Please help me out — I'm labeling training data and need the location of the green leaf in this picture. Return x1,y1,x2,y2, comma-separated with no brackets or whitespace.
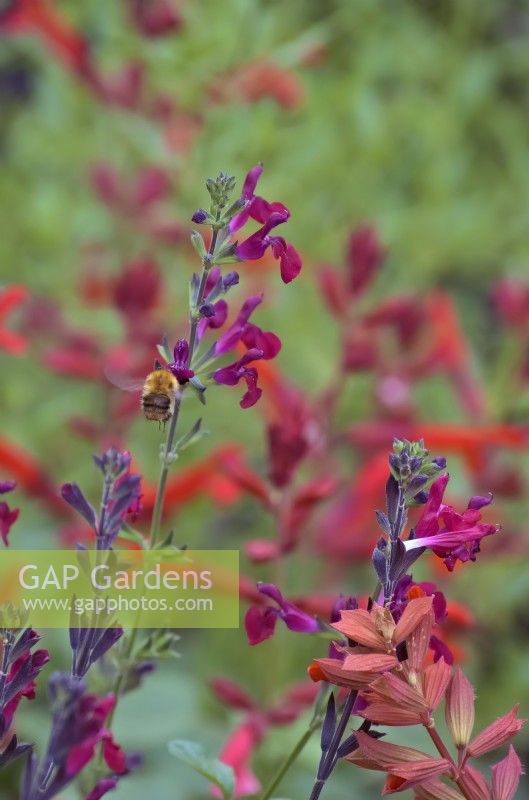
117,524,147,548
168,740,235,799
190,376,207,405
190,230,207,258
175,418,209,453
157,334,173,364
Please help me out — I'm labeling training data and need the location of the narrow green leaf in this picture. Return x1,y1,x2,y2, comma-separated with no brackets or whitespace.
157,334,173,364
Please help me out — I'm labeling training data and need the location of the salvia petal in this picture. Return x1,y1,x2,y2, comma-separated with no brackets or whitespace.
423,658,452,712
467,705,525,758
414,780,466,800
445,667,475,747
394,596,433,643
491,745,524,800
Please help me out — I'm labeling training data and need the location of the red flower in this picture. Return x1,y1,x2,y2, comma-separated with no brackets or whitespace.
210,59,304,110
0,0,90,71
0,284,28,354
128,0,182,37
112,257,162,320
213,720,263,798
346,225,385,296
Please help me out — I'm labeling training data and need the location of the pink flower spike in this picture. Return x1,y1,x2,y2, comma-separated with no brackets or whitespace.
467,705,525,758
491,746,524,800
445,667,475,747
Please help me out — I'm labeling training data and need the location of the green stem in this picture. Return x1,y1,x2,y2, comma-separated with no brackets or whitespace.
149,392,183,547
150,229,217,547
260,719,320,800
106,228,219,727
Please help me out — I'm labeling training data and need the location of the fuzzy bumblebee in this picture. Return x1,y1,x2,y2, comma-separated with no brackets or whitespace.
141,368,178,423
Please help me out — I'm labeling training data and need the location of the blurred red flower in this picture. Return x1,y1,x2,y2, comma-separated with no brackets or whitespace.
0,284,28,354
210,59,305,110
0,0,90,71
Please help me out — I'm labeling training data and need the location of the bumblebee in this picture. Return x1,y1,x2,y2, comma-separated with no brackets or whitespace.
141,367,178,423
105,359,180,425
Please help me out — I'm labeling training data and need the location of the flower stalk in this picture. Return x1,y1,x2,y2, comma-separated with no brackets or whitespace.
150,228,218,547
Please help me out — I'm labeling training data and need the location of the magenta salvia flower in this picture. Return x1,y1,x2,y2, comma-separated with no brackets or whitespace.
0,499,19,546
405,474,498,570
229,164,302,283
21,674,128,800
228,163,266,233
0,478,18,546
85,778,119,800
244,582,320,645
236,211,302,284
215,295,281,358
0,628,49,756
213,348,264,408
167,338,194,383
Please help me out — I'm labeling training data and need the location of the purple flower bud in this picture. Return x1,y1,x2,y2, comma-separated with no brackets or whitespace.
93,448,131,479
191,208,208,224
61,483,97,528
199,303,216,318
414,491,428,504
0,480,16,494
432,456,447,469
222,271,239,291
389,453,400,472
467,493,493,510
409,456,423,472
409,474,428,491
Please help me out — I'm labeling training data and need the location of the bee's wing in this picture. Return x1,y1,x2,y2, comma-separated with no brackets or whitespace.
104,364,144,393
